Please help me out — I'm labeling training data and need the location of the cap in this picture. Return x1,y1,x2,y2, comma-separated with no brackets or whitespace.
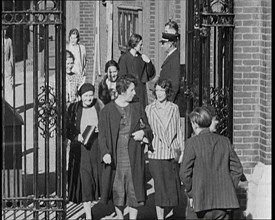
159,32,178,43
78,83,95,96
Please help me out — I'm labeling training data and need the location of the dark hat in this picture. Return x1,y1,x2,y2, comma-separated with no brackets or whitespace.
78,83,95,96
159,32,178,43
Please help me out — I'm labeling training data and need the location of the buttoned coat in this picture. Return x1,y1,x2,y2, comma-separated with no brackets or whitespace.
179,129,243,212
98,101,153,204
159,49,180,103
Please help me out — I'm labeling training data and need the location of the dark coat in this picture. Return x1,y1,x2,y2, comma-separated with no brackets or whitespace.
118,51,155,108
98,101,153,204
66,99,103,204
179,129,243,212
159,49,181,103
66,99,103,141
98,75,112,105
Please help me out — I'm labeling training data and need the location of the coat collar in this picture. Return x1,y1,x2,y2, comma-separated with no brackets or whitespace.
150,100,175,130
161,48,178,68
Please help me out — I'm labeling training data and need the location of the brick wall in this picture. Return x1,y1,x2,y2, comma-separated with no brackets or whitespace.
79,1,96,83
233,0,272,175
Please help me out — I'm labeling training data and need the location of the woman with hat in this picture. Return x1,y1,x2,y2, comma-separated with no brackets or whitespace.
66,83,104,220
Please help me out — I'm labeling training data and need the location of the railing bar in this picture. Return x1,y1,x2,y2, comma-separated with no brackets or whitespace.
213,26,216,87
44,23,50,220
61,2,67,218
55,24,61,199
11,25,17,219
12,3,16,219
2,26,7,220
33,23,39,220
22,21,28,220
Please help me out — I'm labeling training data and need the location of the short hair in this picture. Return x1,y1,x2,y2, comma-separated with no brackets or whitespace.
152,78,172,99
66,50,75,61
105,60,119,73
116,74,137,95
128,33,142,49
189,107,212,128
68,28,80,43
165,19,179,33
202,104,217,118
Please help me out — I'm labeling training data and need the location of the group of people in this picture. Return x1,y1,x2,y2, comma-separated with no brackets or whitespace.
65,21,243,220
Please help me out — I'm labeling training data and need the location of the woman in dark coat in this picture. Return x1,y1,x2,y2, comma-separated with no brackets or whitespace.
118,33,155,109
98,75,153,219
67,83,103,220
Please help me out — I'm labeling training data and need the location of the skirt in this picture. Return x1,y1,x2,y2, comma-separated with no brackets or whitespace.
148,159,181,207
67,133,101,204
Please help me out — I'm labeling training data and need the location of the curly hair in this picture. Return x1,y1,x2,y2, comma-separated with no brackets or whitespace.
152,78,173,99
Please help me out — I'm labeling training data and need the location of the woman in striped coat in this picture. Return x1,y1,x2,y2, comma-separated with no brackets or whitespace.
145,78,185,220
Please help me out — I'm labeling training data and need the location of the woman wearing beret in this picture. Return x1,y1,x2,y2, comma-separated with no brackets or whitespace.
66,83,104,220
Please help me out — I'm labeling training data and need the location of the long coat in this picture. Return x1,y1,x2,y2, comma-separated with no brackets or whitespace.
159,49,181,103
118,51,155,108
66,99,103,204
98,101,153,204
179,129,243,212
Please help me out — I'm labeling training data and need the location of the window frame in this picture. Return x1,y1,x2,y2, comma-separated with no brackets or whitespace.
117,5,142,53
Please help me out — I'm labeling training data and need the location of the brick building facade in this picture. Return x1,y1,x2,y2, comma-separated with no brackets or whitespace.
66,0,271,218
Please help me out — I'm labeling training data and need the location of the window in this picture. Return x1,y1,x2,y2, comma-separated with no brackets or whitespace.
118,6,142,52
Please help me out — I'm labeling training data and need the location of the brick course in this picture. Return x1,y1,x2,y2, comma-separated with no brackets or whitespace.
233,0,271,171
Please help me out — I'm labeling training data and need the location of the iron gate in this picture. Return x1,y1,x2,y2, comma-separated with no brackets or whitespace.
2,0,67,219
185,0,234,141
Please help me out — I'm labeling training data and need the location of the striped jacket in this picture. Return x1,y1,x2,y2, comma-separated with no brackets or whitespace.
145,100,184,160
179,129,243,212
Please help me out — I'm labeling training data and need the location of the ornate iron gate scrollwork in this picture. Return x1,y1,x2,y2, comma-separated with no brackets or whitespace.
2,1,66,219
185,0,234,141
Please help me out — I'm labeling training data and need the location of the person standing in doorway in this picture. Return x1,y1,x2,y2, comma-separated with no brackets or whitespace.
118,33,155,109
180,107,243,220
159,32,181,104
98,74,153,220
67,28,87,76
